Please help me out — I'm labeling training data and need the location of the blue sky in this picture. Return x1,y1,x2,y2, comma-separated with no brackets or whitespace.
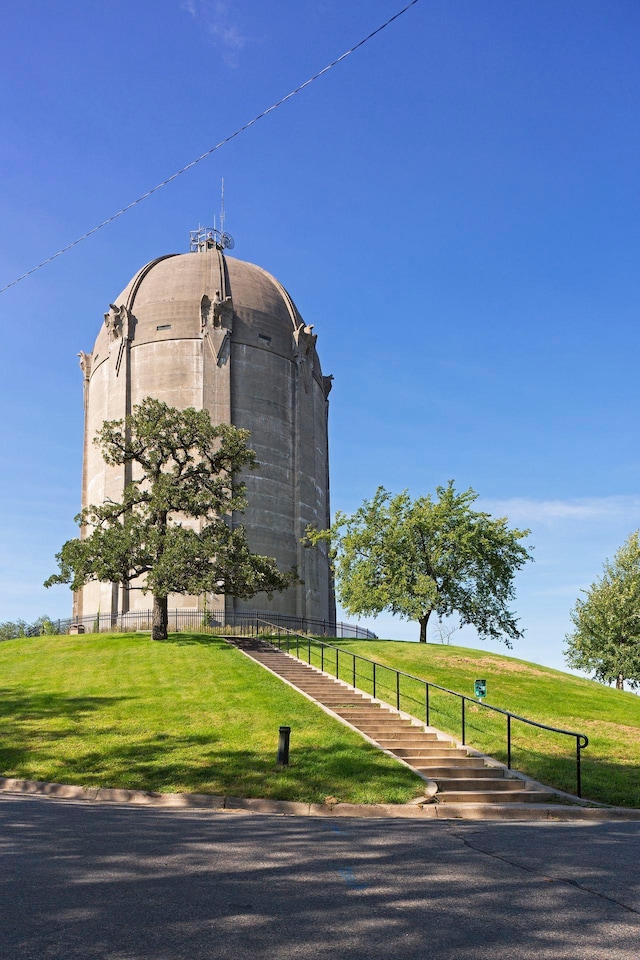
1,1,639,674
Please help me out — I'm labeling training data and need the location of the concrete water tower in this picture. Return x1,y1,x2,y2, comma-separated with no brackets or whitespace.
75,225,334,624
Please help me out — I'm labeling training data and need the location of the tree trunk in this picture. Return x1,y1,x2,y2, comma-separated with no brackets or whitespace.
152,595,168,641
418,612,431,643
616,673,624,690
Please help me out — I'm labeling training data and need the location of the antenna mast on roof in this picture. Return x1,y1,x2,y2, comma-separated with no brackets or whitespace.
214,177,234,251
189,178,234,253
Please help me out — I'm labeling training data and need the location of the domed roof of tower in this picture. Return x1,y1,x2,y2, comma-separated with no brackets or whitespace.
92,247,323,383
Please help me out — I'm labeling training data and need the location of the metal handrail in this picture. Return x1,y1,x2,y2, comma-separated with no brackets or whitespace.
255,619,589,798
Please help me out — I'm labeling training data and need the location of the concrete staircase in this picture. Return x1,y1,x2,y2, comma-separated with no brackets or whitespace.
230,638,558,807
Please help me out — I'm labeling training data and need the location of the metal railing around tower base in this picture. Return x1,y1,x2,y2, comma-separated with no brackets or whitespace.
20,609,377,641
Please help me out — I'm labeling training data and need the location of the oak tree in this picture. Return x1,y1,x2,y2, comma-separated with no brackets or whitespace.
45,398,296,640
308,483,532,644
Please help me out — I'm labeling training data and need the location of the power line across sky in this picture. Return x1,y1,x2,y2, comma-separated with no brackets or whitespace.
0,0,420,295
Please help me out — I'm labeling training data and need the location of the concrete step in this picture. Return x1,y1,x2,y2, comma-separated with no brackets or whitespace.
391,751,486,765
275,672,343,680
348,718,416,729
352,726,420,735
401,757,488,769
314,703,376,711
351,729,424,739
336,709,428,722
437,789,553,804
306,696,369,704
434,778,525,792
413,767,508,780
393,752,478,764
410,766,503,779
334,704,392,712
350,721,431,730
374,745,466,757
287,687,365,698
375,739,459,751
275,679,360,688
337,716,408,724
343,721,439,736
282,676,349,682
275,667,330,674
271,668,329,675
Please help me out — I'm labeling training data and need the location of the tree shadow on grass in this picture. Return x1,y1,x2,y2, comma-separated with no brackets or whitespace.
0,688,130,725
23,734,421,802
0,683,419,802
0,688,135,772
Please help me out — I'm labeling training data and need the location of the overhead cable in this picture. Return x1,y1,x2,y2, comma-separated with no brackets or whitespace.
1,0,421,295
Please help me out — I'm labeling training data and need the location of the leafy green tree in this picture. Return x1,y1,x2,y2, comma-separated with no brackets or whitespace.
46,398,296,641
565,531,640,690
307,483,532,644
0,620,26,641
0,616,58,640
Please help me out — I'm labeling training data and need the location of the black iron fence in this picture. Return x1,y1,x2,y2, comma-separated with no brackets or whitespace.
261,622,589,798
13,609,377,641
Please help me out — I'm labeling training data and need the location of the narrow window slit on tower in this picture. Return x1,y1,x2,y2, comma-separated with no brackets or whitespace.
259,334,271,343
156,324,171,331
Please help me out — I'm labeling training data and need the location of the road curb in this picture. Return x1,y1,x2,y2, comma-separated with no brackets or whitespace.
2,776,640,820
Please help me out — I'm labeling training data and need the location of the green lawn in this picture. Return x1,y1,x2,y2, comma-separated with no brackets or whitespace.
0,632,423,804
295,638,640,807
4,631,638,807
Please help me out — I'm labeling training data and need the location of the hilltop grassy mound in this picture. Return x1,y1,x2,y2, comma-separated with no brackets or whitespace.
0,633,422,804
1,632,638,807
332,639,640,807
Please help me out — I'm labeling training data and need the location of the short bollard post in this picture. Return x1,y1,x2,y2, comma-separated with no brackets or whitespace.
277,726,291,766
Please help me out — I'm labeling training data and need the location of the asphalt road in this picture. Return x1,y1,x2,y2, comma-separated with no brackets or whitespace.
1,795,639,959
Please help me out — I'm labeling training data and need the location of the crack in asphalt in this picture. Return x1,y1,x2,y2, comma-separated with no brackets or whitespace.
451,831,640,917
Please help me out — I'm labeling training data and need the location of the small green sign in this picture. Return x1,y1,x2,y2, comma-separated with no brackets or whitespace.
474,679,487,699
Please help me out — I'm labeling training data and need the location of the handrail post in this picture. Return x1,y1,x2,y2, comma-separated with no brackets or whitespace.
507,714,512,769
577,736,582,798
336,646,339,678
396,671,400,711
308,634,311,664
461,696,466,745
425,683,430,727
321,645,324,671
373,661,376,699
352,654,356,688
